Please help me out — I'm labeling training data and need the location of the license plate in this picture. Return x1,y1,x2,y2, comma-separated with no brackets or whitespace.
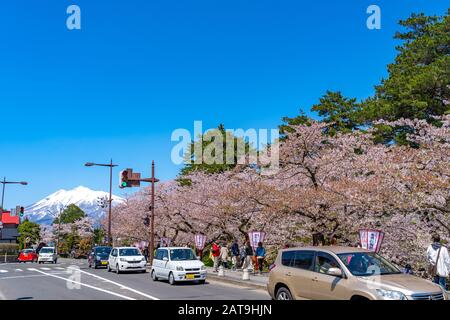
186,274,195,280
101,261,107,265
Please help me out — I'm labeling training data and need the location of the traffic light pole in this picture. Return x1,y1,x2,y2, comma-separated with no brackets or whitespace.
0,177,28,211
1,177,5,210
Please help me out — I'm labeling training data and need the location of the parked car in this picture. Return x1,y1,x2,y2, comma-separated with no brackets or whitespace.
268,246,447,300
38,247,58,264
151,247,207,285
107,247,147,274
88,246,112,269
18,249,38,263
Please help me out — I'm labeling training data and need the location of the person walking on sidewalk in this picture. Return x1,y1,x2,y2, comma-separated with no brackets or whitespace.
255,242,266,275
219,242,229,269
231,240,240,271
242,240,254,271
211,240,221,272
426,234,450,289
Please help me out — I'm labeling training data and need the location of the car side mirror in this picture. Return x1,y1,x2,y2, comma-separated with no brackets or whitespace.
163,257,168,261
327,268,342,277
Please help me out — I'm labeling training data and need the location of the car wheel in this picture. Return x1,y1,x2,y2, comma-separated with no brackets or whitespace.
151,270,158,281
276,287,293,300
198,280,206,285
168,272,176,285
107,264,111,272
116,264,121,274
94,264,98,269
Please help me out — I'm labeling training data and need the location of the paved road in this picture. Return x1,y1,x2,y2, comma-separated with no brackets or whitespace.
0,259,270,300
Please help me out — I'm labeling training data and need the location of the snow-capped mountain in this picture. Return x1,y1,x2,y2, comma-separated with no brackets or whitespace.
25,186,125,225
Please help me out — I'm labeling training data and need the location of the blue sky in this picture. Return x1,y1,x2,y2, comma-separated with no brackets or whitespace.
0,0,448,208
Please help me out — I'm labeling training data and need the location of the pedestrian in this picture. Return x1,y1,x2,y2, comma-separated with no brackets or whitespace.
426,234,450,289
231,240,240,271
242,240,254,271
143,246,149,262
255,242,266,275
211,240,221,272
402,264,413,275
219,242,229,269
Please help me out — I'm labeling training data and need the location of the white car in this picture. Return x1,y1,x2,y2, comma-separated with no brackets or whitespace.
108,247,147,274
151,247,207,285
38,247,58,264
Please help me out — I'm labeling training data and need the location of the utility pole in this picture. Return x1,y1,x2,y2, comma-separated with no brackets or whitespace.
150,161,156,266
85,160,118,247
0,177,28,211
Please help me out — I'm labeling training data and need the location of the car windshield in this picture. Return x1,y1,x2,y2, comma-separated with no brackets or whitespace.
22,249,34,253
338,252,401,276
40,248,54,254
170,249,197,261
119,248,141,256
95,247,111,256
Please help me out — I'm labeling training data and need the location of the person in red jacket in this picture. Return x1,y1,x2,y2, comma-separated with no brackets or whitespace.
211,241,220,272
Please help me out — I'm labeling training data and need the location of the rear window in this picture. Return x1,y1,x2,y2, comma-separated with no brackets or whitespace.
281,250,314,271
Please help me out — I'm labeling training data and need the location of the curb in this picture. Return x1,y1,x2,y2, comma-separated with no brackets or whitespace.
206,273,268,290
146,266,267,290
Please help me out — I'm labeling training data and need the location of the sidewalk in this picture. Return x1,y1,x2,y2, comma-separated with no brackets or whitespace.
205,266,269,290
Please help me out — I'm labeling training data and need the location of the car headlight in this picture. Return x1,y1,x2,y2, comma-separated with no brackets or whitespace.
119,258,127,262
96,256,101,261
141,257,146,262
176,266,184,271
201,265,206,270
376,289,407,300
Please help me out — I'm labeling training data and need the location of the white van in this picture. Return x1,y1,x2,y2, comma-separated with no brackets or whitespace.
38,247,57,264
108,247,147,274
151,247,207,285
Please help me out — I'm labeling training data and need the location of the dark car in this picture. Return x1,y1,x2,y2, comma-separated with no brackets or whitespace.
88,246,112,269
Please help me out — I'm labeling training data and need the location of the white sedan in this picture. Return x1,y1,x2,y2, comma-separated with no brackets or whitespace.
108,247,147,274
151,247,207,285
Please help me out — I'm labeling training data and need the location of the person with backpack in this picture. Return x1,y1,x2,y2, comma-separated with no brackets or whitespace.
211,240,221,272
231,240,240,271
426,234,450,289
255,242,266,275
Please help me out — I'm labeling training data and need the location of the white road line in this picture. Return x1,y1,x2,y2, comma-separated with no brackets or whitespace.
28,268,136,300
15,269,23,272
53,267,65,270
40,267,51,271
67,267,160,300
0,270,8,273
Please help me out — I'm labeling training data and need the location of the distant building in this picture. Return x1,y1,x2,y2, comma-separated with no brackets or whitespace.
0,211,20,243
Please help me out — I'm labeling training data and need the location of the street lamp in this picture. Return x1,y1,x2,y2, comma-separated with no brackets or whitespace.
1,177,28,211
84,160,118,247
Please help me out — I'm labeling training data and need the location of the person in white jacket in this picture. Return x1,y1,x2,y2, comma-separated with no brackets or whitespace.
426,234,450,289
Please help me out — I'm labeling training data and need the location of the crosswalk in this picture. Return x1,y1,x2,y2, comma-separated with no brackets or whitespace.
0,263,85,274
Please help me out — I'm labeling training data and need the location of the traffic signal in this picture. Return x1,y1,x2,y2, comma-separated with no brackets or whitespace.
119,169,132,188
19,206,24,217
143,216,150,227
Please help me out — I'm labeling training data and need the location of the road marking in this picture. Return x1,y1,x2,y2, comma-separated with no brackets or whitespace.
67,267,160,300
0,270,8,273
28,268,136,300
40,267,51,271
15,269,23,272
54,267,65,270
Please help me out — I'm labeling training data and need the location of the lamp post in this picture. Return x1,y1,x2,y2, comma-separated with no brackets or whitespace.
85,160,118,247
1,177,28,211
